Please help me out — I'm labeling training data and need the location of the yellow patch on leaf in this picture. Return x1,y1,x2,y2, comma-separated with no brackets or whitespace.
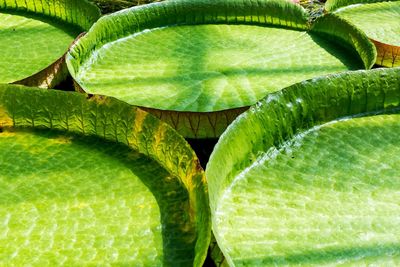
0,106,13,128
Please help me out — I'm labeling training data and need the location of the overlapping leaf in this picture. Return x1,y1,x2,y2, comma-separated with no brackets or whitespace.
67,0,375,138
0,0,100,86
326,0,400,67
0,84,210,266
207,67,400,266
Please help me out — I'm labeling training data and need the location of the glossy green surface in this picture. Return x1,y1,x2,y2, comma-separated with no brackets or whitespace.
325,0,399,11
0,11,78,83
68,0,375,138
0,84,211,266
0,128,195,265
335,1,400,46
215,114,400,266
75,24,362,112
206,67,400,266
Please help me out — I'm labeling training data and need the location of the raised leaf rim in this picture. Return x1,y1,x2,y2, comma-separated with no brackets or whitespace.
0,83,211,266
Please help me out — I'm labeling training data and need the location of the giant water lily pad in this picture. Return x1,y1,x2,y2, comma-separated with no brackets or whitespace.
0,85,210,266
206,68,400,266
67,0,376,138
0,0,100,86
326,0,400,67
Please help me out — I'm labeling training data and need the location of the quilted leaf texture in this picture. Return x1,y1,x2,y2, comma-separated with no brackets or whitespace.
326,0,400,67
67,0,376,138
207,67,400,266
0,84,210,266
0,0,100,86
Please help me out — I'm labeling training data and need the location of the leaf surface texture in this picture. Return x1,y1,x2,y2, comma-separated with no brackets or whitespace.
0,85,210,266
207,68,400,266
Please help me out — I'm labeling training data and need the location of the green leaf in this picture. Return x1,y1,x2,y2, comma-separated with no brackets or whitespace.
311,13,377,69
67,0,374,138
325,0,399,11
0,84,210,266
206,67,400,266
0,0,100,85
327,0,400,67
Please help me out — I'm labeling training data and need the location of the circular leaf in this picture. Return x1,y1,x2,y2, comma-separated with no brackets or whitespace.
67,0,374,138
207,67,400,266
0,84,210,266
330,1,400,67
0,0,100,85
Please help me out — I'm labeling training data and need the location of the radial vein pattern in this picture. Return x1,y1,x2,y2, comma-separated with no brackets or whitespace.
76,24,362,112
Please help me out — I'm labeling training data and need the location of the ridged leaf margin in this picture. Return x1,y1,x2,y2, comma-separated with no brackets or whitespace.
372,39,400,68
0,0,101,31
0,84,211,267
206,67,400,234
311,13,377,69
66,0,309,76
326,0,400,68
140,107,248,139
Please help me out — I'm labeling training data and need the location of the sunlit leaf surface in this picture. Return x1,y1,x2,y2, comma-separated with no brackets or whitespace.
0,85,210,266
75,24,362,112
207,68,400,266
332,1,400,67
0,0,100,84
